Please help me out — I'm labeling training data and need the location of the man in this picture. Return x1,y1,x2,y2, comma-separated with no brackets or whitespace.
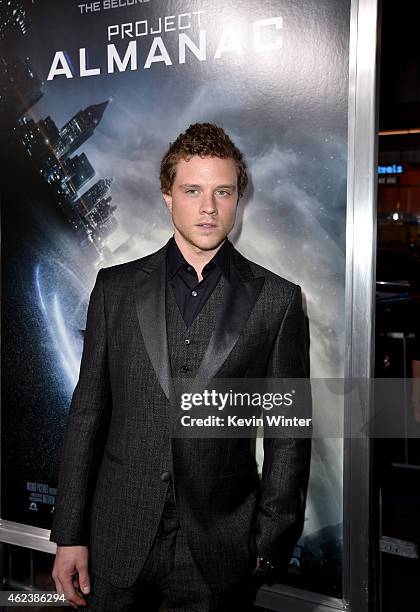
50,123,312,611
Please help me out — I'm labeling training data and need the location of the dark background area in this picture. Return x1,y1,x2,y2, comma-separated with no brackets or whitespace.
375,3,420,612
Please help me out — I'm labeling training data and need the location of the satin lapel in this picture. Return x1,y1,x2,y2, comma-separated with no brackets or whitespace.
195,274,265,384
134,250,173,403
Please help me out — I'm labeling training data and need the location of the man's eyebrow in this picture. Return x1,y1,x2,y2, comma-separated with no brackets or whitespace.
178,183,237,190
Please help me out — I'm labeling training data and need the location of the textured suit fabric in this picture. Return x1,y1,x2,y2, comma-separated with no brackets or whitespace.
49,239,312,594
84,496,259,611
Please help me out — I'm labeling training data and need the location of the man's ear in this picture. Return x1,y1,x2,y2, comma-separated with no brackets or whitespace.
163,192,173,212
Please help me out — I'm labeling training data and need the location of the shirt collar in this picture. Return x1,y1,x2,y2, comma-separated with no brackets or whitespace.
166,235,230,280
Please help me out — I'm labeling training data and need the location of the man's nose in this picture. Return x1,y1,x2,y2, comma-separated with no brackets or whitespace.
199,193,217,215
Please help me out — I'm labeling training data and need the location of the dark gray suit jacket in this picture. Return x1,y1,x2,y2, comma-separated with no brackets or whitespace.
49,239,312,594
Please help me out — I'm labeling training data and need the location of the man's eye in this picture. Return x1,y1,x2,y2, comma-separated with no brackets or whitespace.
216,190,230,197
185,189,199,195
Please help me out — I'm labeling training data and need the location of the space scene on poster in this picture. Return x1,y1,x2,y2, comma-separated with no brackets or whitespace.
0,0,350,597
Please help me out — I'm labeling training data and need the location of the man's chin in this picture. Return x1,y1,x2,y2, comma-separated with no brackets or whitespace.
188,234,227,252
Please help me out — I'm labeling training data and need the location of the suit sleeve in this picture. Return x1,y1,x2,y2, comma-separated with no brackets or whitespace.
255,284,312,569
49,269,112,546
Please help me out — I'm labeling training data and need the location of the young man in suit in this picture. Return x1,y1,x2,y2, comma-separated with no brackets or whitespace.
50,123,312,611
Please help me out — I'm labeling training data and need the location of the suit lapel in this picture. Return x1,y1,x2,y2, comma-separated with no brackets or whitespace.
134,243,174,403
195,262,265,383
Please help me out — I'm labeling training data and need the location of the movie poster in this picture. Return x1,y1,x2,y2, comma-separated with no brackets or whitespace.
1,0,349,598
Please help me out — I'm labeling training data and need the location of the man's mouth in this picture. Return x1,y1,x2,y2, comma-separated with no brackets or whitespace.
196,223,217,228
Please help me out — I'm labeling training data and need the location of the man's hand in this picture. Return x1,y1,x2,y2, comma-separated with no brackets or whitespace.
52,545,90,609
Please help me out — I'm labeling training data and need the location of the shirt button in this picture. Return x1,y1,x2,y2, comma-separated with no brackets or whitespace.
191,290,198,297
160,471,172,482
184,339,191,345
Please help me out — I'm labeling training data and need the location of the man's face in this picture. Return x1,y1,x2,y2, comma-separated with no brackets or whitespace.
163,155,239,252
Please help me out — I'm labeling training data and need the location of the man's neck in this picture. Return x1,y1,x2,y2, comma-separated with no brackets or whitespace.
173,233,225,281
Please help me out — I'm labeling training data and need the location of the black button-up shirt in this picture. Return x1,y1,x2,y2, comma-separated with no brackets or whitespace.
166,236,230,328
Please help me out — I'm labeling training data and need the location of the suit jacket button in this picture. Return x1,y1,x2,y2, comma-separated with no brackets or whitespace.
160,471,172,482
